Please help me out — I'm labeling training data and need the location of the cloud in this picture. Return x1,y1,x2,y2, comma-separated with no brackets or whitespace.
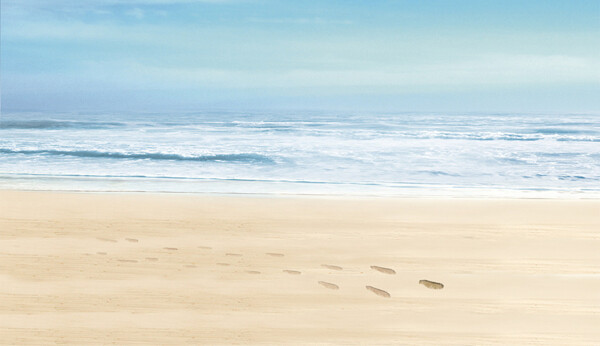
2,0,235,7
126,8,145,19
9,55,591,92
246,17,353,25
125,55,599,88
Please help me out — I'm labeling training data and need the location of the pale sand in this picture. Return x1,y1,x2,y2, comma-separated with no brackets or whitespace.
1,190,599,345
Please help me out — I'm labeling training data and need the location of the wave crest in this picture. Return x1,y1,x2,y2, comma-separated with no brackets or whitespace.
0,120,125,129
0,149,275,164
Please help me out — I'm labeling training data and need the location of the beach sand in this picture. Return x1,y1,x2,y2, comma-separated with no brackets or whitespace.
1,190,599,345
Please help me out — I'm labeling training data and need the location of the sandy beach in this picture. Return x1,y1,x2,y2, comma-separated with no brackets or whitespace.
1,190,599,345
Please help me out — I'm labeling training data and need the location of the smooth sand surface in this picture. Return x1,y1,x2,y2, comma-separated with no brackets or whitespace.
1,190,599,345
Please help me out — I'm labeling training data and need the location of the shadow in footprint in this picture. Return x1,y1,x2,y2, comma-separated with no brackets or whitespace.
419,279,444,289
246,270,261,274
321,264,343,271
318,281,339,290
226,253,242,257
283,270,301,275
125,238,139,243
366,285,391,298
163,247,178,251
370,265,396,275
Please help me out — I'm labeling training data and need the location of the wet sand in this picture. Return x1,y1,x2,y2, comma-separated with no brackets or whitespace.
1,190,599,345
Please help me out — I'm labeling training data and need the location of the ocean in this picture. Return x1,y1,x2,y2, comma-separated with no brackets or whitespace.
1,111,599,197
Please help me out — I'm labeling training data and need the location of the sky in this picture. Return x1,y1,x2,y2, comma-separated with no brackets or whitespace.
1,0,599,112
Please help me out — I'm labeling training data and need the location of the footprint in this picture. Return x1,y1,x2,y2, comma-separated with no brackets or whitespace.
370,265,396,275
419,280,444,289
184,264,197,268
125,238,139,243
321,264,343,271
283,270,301,275
226,253,242,257
145,257,158,261
318,281,339,290
216,263,230,266
266,253,284,257
117,259,138,263
366,286,391,298
96,237,117,243
96,252,107,255
163,247,178,251
246,270,261,274
198,246,212,250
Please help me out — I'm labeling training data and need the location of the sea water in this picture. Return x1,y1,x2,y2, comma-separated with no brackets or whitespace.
1,111,598,197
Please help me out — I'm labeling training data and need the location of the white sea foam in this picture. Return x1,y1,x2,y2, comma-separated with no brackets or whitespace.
1,112,599,196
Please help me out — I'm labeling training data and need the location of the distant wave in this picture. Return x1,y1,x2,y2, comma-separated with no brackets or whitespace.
0,149,275,164
410,131,599,142
0,120,125,129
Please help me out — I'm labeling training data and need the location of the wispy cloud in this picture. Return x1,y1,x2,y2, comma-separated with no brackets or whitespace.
126,8,145,19
3,0,236,7
10,55,591,91
246,17,353,25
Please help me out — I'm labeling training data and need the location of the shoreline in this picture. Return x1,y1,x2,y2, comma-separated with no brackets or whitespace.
3,188,600,200
1,190,599,344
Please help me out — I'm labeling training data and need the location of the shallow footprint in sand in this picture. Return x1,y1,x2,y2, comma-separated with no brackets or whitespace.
145,257,158,261
366,285,391,298
321,264,343,271
283,270,301,275
216,263,230,266
96,237,117,243
184,264,197,268
419,279,444,289
226,253,242,257
96,252,107,255
266,253,284,257
163,247,178,251
117,259,138,263
125,238,139,243
318,281,339,290
246,270,261,274
370,265,396,275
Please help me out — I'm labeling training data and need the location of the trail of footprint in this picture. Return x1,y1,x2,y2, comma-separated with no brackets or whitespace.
125,238,139,243
266,253,284,257
370,265,396,275
419,279,444,289
163,247,178,251
226,253,242,257
321,264,343,271
246,270,261,274
366,286,391,298
283,270,301,275
96,237,117,243
117,259,138,263
318,281,339,290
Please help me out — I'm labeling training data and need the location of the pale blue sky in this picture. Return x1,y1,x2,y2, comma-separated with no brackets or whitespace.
1,0,599,112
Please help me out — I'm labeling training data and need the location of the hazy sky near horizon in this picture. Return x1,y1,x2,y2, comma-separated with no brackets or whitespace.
1,0,599,112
